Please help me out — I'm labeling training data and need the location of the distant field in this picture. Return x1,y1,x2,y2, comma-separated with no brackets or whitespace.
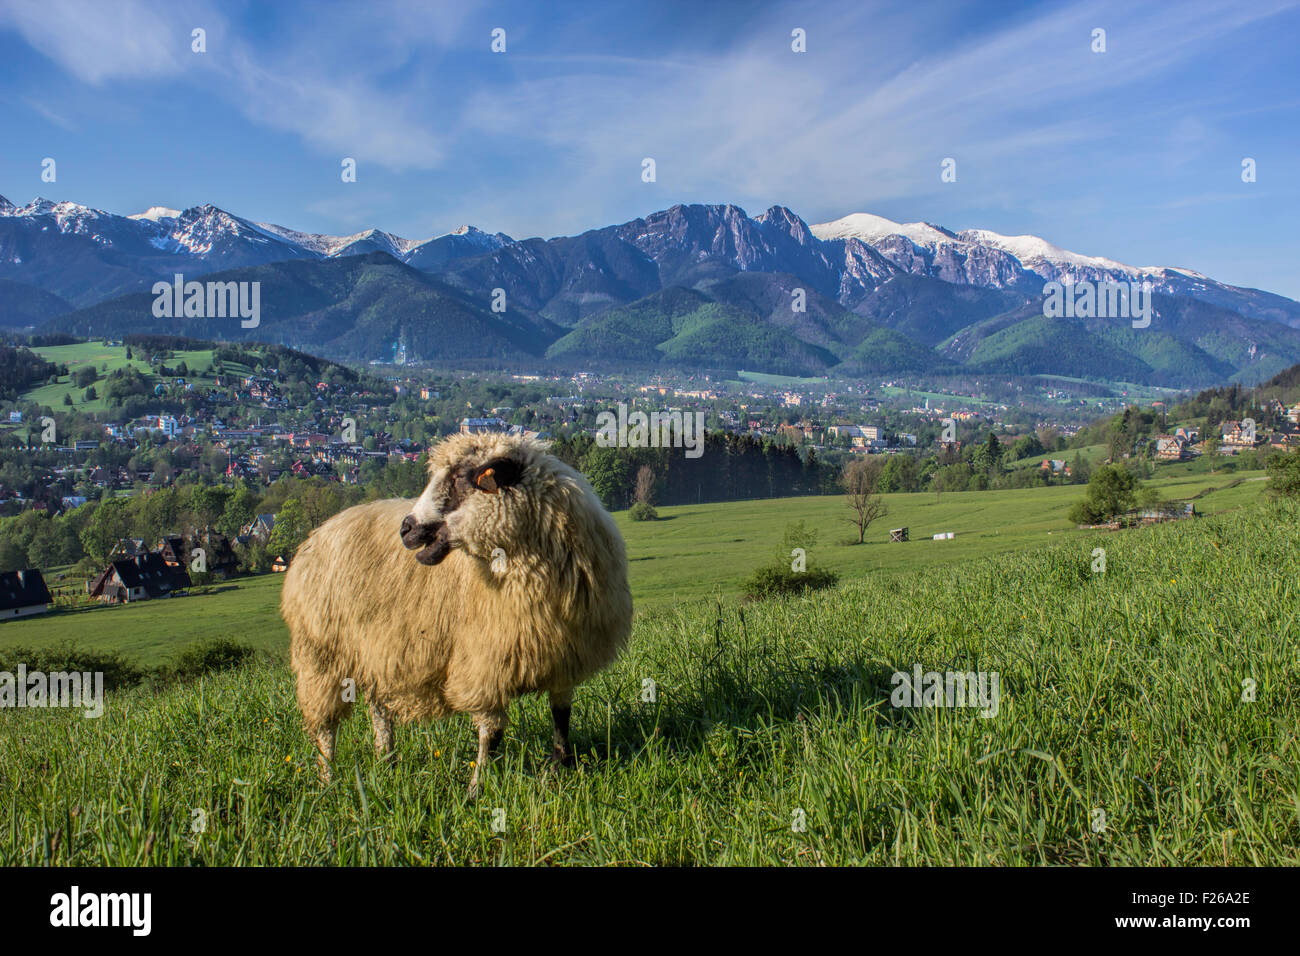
879,385,996,406
20,343,217,418
731,371,829,386
0,472,1267,664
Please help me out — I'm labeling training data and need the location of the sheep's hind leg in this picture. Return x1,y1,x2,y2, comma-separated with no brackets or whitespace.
549,689,575,768
467,712,507,800
370,697,397,762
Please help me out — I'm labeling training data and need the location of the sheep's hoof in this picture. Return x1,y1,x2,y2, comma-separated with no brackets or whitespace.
550,748,575,769
466,782,482,802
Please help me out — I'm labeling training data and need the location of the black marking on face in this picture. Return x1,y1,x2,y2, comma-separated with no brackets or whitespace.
400,455,525,563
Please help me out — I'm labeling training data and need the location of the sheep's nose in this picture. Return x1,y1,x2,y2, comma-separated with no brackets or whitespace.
401,515,444,550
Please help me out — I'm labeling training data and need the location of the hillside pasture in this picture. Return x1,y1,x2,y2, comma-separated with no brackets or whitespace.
0,501,1295,865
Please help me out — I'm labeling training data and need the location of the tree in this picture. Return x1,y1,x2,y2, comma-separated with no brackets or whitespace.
1011,434,1044,462
968,431,1004,476
1266,450,1300,499
1067,464,1140,525
81,497,132,563
841,457,887,544
581,447,631,510
1203,435,1221,471
633,465,656,506
266,499,311,560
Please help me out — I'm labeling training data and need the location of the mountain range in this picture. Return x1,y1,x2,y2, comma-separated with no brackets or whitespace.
3,193,1299,387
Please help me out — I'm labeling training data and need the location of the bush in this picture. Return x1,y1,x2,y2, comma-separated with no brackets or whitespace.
171,638,255,680
1266,450,1300,499
0,643,144,689
629,501,659,521
741,565,839,601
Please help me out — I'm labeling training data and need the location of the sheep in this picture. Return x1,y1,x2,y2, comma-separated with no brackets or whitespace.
282,432,633,797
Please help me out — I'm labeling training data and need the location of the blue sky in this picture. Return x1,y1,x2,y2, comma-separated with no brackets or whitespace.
2,0,1298,297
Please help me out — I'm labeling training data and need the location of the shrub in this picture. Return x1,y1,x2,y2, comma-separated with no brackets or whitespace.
629,501,659,521
0,643,144,689
1266,450,1300,499
171,638,255,680
741,565,839,601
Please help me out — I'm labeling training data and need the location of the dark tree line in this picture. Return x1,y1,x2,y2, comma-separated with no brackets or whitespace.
550,431,837,510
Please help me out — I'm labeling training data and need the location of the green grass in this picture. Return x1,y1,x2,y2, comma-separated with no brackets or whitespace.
20,343,217,417
731,370,829,385
879,385,998,406
0,474,1266,664
614,471,1263,608
1,500,1295,865
1,575,288,662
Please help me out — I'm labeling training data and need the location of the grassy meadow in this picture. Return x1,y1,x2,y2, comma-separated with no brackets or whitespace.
17,342,220,419
0,471,1268,663
0,483,1295,865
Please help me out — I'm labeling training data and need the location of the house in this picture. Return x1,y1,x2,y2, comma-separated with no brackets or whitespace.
186,529,240,577
88,553,191,604
1040,459,1072,475
158,535,188,567
242,513,276,541
1154,435,1192,461
1137,501,1196,523
0,569,53,620
828,424,881,446
459,417,509,435
157,414,181,439
1221,420,1261,450
109,538,148,559
271,554,290,573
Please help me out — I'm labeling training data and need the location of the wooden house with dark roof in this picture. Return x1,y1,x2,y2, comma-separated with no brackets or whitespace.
89,553,191,604
0,569,53,620
158,536,187,567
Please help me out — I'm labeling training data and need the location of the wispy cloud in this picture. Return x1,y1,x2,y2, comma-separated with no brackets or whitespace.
1,0,1297,295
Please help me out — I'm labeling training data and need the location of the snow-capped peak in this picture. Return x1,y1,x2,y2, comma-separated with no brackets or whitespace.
129,206,181,222
15,197,100,219
811,213,953,248
0,195,14,216
253,223,428,257
437,224,512,248
957,228,1135,273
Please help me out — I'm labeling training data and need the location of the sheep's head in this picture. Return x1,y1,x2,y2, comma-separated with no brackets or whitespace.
400,433,540,567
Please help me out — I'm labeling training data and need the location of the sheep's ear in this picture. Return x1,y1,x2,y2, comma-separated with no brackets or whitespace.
473,458,522,494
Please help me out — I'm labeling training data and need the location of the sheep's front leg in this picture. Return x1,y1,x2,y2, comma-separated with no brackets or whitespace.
370,698,396,760
467,712,506,800
549,689,575,767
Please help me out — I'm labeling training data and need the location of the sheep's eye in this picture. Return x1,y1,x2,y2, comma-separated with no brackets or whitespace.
476,467,499,493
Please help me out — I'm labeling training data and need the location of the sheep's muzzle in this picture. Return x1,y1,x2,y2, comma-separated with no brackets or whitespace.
400,515,452,566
